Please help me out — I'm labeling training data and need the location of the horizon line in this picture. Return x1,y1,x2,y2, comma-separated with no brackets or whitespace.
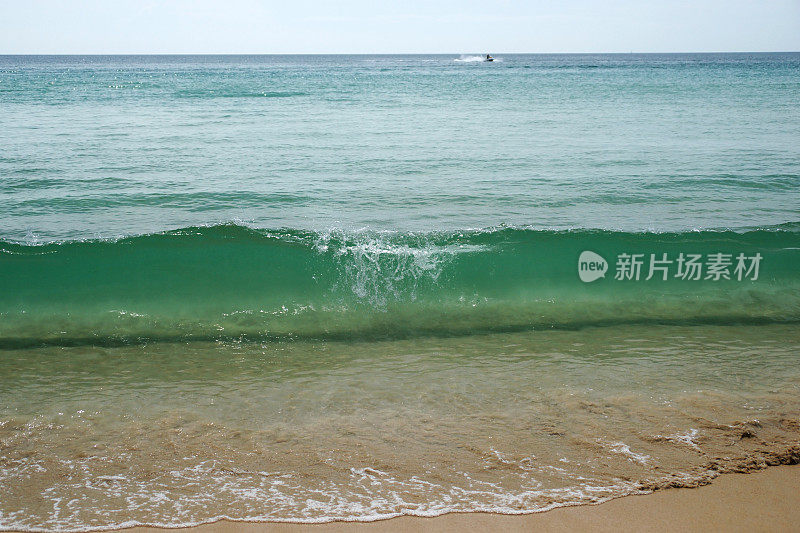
1,50,799,56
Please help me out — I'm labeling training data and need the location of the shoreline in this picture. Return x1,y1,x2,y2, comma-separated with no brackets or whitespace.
118,464,800,533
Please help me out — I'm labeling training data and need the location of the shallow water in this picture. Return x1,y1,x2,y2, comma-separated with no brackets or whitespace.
1,325,799,529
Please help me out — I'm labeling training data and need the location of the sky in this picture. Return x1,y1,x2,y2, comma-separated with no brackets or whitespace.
1,0,799,54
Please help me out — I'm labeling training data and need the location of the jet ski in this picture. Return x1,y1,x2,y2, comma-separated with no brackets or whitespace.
484,54,495,62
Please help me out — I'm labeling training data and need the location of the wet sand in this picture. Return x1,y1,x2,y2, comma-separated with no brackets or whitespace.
127,464,799,532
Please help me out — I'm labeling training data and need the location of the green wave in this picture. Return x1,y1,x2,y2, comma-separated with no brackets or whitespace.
1,224,798,348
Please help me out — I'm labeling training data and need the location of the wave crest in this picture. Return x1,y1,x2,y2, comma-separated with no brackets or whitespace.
1,224,799,347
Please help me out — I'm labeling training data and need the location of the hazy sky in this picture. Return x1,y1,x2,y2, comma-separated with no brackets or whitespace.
1,0,799,54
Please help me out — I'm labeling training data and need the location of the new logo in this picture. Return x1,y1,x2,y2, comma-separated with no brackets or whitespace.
578,251,608,282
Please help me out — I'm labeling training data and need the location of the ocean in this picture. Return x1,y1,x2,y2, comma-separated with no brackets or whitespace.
1,53,799,530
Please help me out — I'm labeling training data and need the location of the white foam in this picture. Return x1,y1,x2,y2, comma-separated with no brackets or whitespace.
597,439,651,465
656,429,701,450
454,55,502,63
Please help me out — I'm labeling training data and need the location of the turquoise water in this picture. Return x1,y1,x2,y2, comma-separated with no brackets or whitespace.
2,54,799,241
1,54,799,530
0,225,799,347
2,53,799,342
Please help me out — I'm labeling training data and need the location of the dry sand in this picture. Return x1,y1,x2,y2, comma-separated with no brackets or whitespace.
127,464,799,533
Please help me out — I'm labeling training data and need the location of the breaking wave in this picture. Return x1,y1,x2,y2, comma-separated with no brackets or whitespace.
1,223,798,347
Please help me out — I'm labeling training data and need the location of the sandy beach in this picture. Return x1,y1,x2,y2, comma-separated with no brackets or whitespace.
125,465,799,533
